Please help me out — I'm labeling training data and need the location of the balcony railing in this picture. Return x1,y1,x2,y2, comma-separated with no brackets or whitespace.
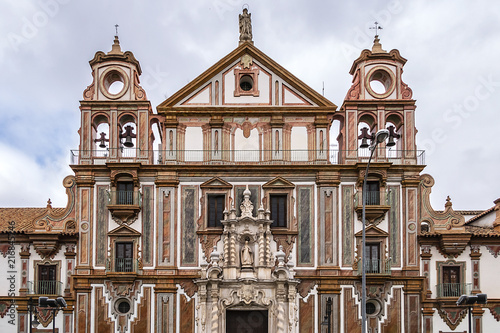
363,190,381,205
71,148,425,166
356,258,392,275
107,191,141,206
436,283,472,298
27,280,63,295
106,258,140,273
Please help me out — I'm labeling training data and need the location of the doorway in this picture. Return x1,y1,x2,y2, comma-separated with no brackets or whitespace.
226,310,268,333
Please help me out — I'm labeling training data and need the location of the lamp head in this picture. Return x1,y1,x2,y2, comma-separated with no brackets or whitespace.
31,317,40,328
56,297,67,308
374,129,389,144
38,297,48,307
476,294,487,304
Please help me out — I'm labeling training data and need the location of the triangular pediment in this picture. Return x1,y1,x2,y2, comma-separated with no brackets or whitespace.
355,225,389,237
200,177,233,189
108,224,142,237
158,42,336,111
262,177,295,189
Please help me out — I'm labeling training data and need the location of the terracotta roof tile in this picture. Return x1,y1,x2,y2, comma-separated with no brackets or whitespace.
0,207,64,232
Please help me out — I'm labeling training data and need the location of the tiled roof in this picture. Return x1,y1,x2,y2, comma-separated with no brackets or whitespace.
0,207,65,232
465,225,500,236
464,206,495,225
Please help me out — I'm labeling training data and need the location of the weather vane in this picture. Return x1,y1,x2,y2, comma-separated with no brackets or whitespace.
369,22,382,37
115,24,119,36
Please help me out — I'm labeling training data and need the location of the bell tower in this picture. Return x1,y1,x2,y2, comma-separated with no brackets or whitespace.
78,34,152,164
338,35,417,165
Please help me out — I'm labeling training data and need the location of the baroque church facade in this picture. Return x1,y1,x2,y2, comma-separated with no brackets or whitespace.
1,10,499,333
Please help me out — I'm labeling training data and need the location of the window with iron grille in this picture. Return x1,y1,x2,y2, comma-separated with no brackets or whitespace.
270,194,287,228
207,194,225,228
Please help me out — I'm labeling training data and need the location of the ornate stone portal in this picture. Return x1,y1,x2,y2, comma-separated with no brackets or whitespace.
195,186,299,333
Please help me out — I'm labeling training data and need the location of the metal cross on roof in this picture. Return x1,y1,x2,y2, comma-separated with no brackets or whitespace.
369,22,382,37
115,24,119,36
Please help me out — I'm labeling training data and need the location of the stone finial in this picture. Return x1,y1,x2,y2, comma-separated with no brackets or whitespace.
240,185,254,218
210,246,220,266
239,8,253,45
371,35,387,54
108,35,123,55
46,199,52,209
445,196,452,208
275,245,286,267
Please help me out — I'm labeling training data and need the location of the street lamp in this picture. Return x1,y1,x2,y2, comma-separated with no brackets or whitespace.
360,128,389,333
456,293,487,333
321,297,333,333
28,297,40,333
38,296,67,333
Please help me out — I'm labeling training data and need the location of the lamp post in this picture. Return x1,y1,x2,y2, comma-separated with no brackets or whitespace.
321,297,332,333
27,297,41,333
456,293,487,333
360,129,389,333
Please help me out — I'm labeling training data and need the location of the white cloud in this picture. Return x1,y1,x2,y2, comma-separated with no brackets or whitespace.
0,0,499,210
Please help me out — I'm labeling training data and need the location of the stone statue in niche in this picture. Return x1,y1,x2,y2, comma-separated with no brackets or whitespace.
241,239,254,268
239,8,252,43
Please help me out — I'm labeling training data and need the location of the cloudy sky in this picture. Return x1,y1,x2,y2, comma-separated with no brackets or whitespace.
0,0,498,210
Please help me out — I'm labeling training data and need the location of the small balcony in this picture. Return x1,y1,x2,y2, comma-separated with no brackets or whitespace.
27,280,63,295
436,283,472,298
106,258,140,273
356,258,392,275
107,190,141,224
355,190,391,224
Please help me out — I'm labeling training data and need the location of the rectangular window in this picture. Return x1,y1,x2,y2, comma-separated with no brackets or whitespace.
442,266,461,297
207,194,225,228
365,181,380,205
38,265,57,294
117,182,134,205
365,243,380,273
115,242,134,272
270,194,287,227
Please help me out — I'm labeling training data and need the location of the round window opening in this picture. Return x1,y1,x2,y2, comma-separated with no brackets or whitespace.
369,69,392,95
240,75,253,91
116,299,131,314
105,71,125,95
365,299,381,316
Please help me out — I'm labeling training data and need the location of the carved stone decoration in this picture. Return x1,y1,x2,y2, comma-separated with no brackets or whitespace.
437,306,468,330
239,8,253,44
33,241,61,259
485,245,500,258
83,81,95,100
240,185,254,218
194,185,299,332
401,79,413,99
345,70,360,100
103,280,143,333
133,73,147,100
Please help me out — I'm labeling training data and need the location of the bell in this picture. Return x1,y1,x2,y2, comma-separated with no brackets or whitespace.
386,125,400,147
94,132,109,148
123,135,134,148
359,137,369,149
386,135,396,147
358,127,372,149
120,125,136,148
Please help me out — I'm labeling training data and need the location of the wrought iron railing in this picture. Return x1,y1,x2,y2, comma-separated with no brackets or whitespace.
106,258,139,273
356,258,392,275
107,191,141,206
71,148,425,166
27,280,63,295
436,283,472,298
